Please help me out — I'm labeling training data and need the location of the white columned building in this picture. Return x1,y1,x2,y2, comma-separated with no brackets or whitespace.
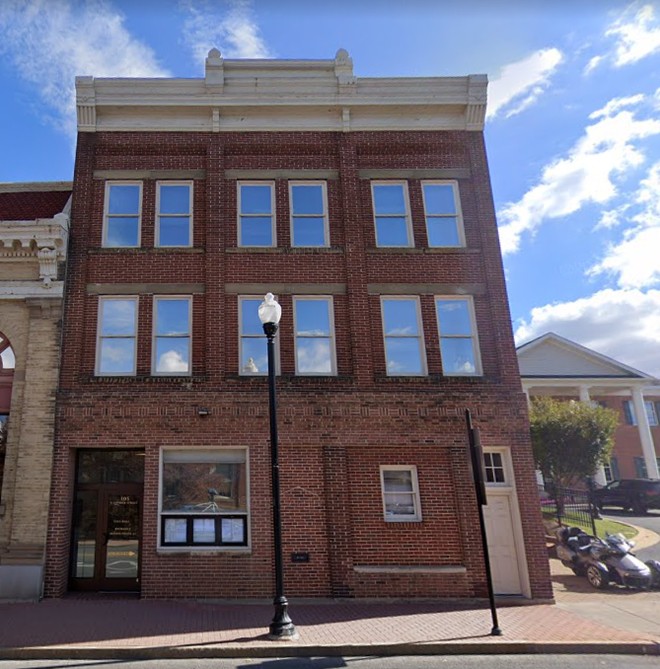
517,333,660,484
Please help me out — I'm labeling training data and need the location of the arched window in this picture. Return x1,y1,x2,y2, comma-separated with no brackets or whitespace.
0,332,14,412
0,333,14,496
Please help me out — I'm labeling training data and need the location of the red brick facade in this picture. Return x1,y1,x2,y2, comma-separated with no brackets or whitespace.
44,129,552,600
596,396,660,479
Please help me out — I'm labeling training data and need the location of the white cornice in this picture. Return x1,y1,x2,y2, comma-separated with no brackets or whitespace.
0,215,69,287
76,49,488,133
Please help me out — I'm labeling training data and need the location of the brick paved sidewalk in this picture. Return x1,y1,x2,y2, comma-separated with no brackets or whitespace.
0,596,658,659
0,522,656,659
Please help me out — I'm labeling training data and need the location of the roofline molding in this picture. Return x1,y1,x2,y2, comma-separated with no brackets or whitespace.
75,48,488,134
517,331,656,381
0,182,72,194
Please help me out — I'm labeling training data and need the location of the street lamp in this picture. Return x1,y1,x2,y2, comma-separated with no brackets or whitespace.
258,293,296,640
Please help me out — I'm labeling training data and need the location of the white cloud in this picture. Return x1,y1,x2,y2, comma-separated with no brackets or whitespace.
595,205,630,230
588,161,660,288
589,94,646,119
583,55,603,75
498,97,660,255
180,0,271,65
515,289,660,377
0,0,169,138
487,48,563,120
297,340,332,374
158,350,189,373
605,2,660,67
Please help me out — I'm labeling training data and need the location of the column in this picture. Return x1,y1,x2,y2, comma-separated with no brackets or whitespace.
631,387,660,479
578,386,607,486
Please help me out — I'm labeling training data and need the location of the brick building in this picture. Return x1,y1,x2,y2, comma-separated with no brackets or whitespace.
518,332,660,484
0,182,70,599
44,50,552,601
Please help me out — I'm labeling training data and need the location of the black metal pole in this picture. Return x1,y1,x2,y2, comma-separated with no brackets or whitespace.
465,409,502,636
263,322,296,639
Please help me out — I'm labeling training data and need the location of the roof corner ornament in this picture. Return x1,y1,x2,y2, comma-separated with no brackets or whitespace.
206,47,224,89
37,247,58,287
335,48,356,90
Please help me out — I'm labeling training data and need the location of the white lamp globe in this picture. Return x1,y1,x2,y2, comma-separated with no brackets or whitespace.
258,293,282,325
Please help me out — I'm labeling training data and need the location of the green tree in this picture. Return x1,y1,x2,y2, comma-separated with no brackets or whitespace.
529,397,619,489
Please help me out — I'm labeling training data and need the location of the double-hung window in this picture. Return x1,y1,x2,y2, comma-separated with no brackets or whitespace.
381,297,426,376
238,182,275,247
435,297,481,376
289,181,328,247
422,181,464,247
160,449,248,548
293,297,336,375
239,296,273,375
380,466,421,521
156,182,192,247
96,297,138,375
623,400,659,426
371,181,413,247
103,182,141,247
153,297,191,375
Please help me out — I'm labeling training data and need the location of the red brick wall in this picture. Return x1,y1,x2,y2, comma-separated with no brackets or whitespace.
597,396,660,479
44,130,552,600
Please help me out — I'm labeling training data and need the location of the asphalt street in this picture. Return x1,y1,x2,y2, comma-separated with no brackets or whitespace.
602,510,660,561
1,658,659,669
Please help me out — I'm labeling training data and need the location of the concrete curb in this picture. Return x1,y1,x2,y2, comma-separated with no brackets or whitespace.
1,641,659,660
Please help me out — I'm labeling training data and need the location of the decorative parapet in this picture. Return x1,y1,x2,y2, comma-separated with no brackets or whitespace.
76,49,489,133
76,76,97,132
0,212,69,287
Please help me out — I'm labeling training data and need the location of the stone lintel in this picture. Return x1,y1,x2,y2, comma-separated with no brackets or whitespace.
86,283,205,295
224,283,346,295
367,283,485,295
93,170,206,180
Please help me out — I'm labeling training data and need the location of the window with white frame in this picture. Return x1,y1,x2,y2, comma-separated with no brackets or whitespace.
435,297,481,376
238,182,275,247
293,297,336,375
289,181,328,247
623,400,658,426
422,181,464,247
156,182,192,247
380,466,421,521
160,449,248,548
381,297,426,376
371,181,413,247
239,296,274,375
603,457,619,483
153,297,191,375
103,182,142,247
96,297,138,375
483,451,506,484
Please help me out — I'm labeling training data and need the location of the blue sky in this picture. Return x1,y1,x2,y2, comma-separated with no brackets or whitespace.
1,0,659,376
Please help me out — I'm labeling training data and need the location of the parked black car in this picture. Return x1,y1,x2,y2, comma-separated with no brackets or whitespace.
593,479,660,514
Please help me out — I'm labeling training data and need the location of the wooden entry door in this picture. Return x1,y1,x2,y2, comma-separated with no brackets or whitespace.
70,450,144,592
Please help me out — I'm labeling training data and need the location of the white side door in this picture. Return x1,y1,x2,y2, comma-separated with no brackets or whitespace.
482,448,530,597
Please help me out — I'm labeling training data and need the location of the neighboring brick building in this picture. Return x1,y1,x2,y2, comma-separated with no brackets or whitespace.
518,332,660,484
44,50,552,601
0,182,70,599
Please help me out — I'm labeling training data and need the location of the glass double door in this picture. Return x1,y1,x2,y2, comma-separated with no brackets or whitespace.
70,450,144,592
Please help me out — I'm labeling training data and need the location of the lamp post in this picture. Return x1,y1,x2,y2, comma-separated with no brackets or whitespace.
258,293,296,640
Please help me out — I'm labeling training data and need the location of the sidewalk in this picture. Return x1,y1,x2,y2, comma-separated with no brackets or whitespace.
0,525,657,660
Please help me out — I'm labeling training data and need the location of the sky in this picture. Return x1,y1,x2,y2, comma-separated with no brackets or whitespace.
1,0,659,377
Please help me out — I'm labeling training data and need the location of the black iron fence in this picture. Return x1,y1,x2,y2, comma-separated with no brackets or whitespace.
539,482,599,536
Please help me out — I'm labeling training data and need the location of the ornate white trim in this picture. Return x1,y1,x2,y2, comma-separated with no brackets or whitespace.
76,49,488,133
0,213,69,287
